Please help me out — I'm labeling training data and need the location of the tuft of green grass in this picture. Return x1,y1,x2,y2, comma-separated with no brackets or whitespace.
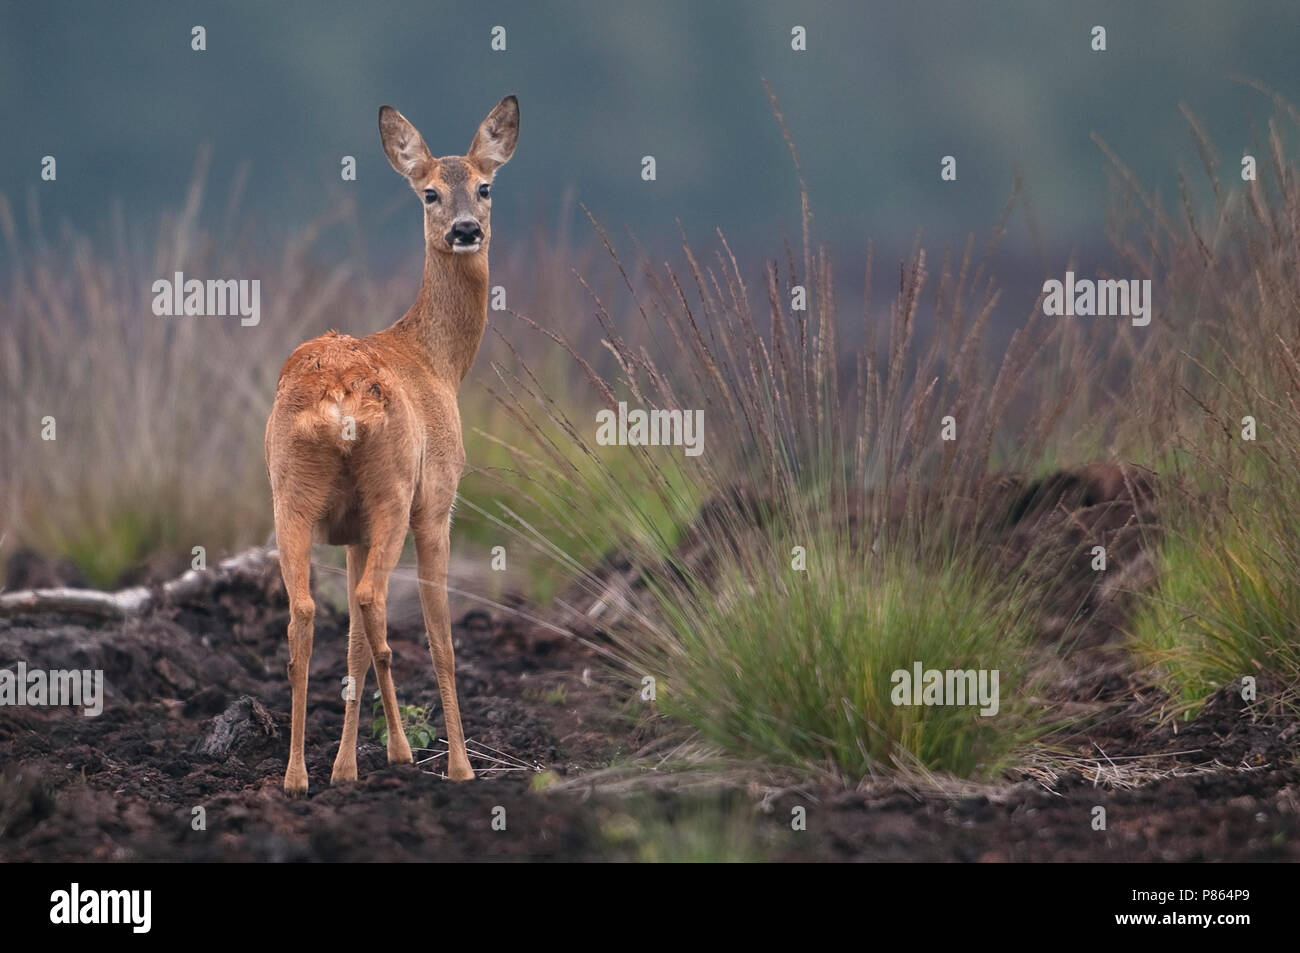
1136,514,1300,714
637,544,1045,779
1120,101,1300,715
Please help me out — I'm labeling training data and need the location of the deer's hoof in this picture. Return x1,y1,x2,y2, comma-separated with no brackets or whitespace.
388,739,414,765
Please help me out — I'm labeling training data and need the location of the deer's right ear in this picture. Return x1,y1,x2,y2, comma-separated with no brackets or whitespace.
379,106,433,181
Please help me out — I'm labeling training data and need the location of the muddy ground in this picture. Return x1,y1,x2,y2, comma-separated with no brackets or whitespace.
1,474,1299,862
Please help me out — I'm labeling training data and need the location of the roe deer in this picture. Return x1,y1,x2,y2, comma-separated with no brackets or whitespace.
264,96,519,795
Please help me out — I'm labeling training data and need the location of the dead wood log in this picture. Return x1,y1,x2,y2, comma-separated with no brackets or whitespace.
0,547,281,619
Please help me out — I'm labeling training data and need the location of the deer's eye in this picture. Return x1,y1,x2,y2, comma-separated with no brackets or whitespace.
477,184,491,199
424,189,439,204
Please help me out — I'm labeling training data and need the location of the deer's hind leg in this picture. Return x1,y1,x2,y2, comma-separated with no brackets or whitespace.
274,510,317,797
355,501,415,767
269,437,339,797
330,543,372,784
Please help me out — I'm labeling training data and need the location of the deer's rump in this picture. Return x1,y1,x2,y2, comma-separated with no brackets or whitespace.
269,331,404,456
265,333,421,546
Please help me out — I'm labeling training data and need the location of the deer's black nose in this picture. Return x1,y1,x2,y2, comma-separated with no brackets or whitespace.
447,220,483,245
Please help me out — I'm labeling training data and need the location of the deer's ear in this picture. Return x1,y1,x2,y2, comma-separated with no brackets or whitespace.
379,106,433,181
467,95,519,173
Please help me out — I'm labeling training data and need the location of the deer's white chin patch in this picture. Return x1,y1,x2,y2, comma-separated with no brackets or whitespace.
451,241,482,254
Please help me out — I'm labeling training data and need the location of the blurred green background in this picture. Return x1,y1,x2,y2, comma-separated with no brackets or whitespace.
3,0,1298,265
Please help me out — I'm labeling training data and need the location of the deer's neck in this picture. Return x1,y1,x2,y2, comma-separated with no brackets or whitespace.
390,243,490,386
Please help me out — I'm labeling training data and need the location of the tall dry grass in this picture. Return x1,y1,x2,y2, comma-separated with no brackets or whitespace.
476,108,1134,777
1119,95,1300,712
0,161,373,584
0,156,615,588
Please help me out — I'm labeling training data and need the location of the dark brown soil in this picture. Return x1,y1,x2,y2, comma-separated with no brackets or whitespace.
1,468,1297,862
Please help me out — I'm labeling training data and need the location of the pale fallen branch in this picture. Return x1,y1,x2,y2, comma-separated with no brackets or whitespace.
0,585,153,620
0,546,281,619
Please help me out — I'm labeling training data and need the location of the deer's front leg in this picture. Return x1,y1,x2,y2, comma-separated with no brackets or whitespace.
412,501,474,781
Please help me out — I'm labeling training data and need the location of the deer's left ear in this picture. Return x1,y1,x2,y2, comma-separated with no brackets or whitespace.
467,95,519,173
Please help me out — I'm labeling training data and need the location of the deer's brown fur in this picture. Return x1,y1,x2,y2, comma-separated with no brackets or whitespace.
265,96,519,795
